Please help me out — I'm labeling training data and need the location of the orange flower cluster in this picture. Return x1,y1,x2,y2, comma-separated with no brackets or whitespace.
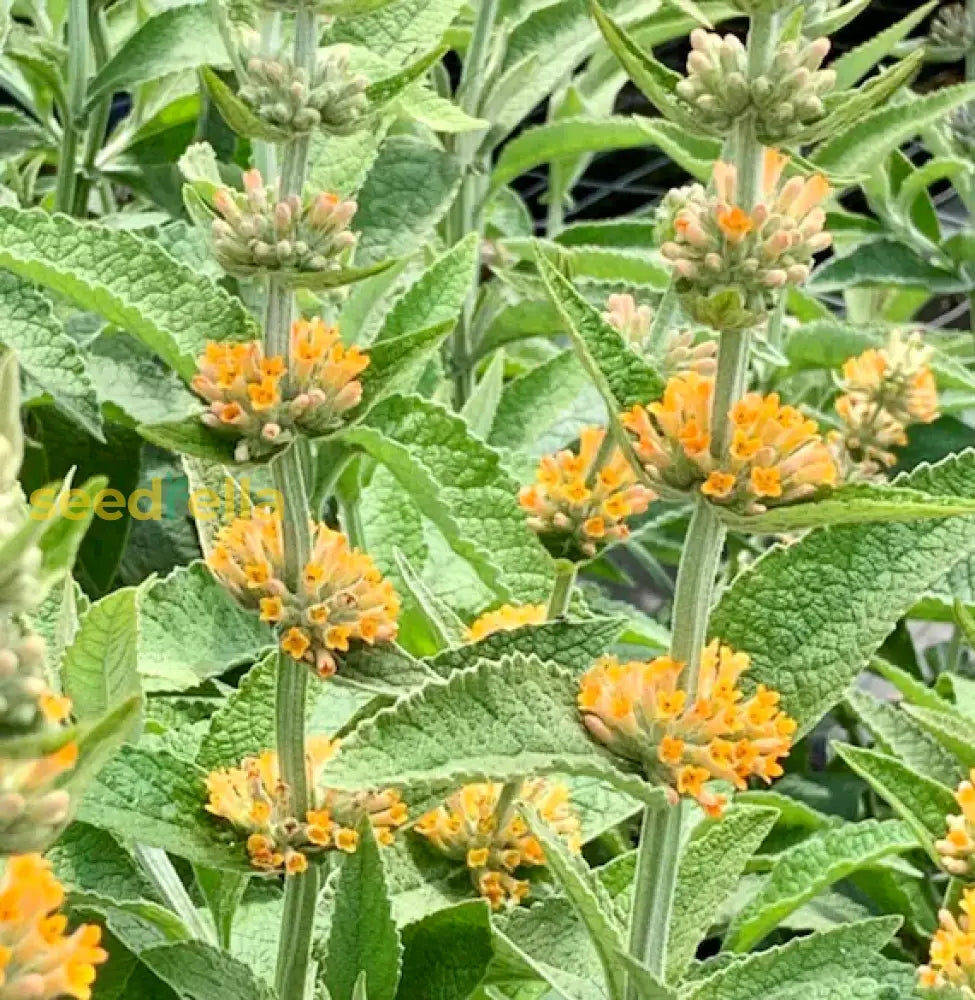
465,604,546,643
0,854,107,1000
937,771,975,877
578,641,796,818
623,373,837,513
519,427,655,559
835,331,939,476
414,780,581,909
919,886,975,997
205,737,407,875
208,507,399,677
193,319,369,461
657,151,832,329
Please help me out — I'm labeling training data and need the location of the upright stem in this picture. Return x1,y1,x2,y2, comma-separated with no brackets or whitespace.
56,0,88,213
624,8,780,989
448,0,501,407
268,8,320,998
967,0,975,83
72,7,110,216
546,559,577,618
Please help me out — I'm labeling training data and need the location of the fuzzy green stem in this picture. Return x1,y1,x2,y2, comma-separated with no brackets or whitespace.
55,0,88,213
967,0,975,82
267,8,320,998
546,559,577,619
133,846,217,944
624,9,779,989
447,0,501,407
647,281,680,354
71,8,111,216
253,12,282,180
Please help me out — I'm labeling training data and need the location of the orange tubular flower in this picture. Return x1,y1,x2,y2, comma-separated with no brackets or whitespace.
519,426,655,559
466,605,547,643
834,331,940,477
578,641,796,818
0,854,107,1000
919,887,975,997
207,507,399,678
205,737,408,874
622,373,837,513
937,771,975,877
193,319,369,461
414,780,581,909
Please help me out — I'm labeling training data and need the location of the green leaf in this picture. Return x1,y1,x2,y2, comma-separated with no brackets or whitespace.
719,482,975,535
0,107,51,158
809,239,969,295
668,806,779,980
357,321,454,409
62,586,142,728
0,207,258,380
397,86,488,133
365,45,447,107
902,704,975,769
424,617,627,679
201,67,290,142
194,867,249,950
138,562,273,693
329,0,467,65
833,743,955,862
813,83,975,177
488,350,593,453
340,393,555,603
87,5,228,107
323,823,403,1000
724,819,916,953
685,917,903,1000
524,806,627,1000
308,125,390,199
396,900,494,1000
846,688,963,786
462,352,506,441
588,0,697,132
830,2,937,90
325,654,669,808
49,822,157,902
490,116,660,191
138,940,276,1000
137,418,239,464
870,657,958,715
533,245,664,410
377,234,477,342
709,450,975,735
87,331,202,428
353,137,462,266
76,745,246,870
0,272,101,437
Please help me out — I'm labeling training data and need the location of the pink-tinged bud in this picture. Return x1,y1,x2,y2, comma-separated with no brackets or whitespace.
687,50,711,75
28,789,71,825
674,260,698,279
262,423,283,441
704,253,723,272
583,715,614,746
274,202,293,232
776,177,804,212
0,650,15,676
315,649,337,678
807,232,833,253
786,264,810,284
211,220,235,243
0,793,26,821
690,28,709,50
685,223,709,248
309,192,339,228
214,188,237,219
763,269,788,288
553,512,571,530
334,384,363,411
763,231,791,258
202,413,220,428
243,169,264,194
806,37,831,67
660,242,682,260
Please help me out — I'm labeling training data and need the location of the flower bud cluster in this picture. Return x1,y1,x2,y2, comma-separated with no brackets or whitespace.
930,4,975,60
208,507,399,678
919,886,975,999
414,780,581,909
603,294,717,379
193,320,369,462
206,737,408,875
465,604,546,643
0,853,108,1000
519,427,655,559
578,641,796,818
677,30,834,140
657,151,832,330
0,738,76,855
951,103,975,159
211,169,357,278
833,330,939,477
239,42,369,136
0,625,69,738
936,770,975,877
623,373,837,514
